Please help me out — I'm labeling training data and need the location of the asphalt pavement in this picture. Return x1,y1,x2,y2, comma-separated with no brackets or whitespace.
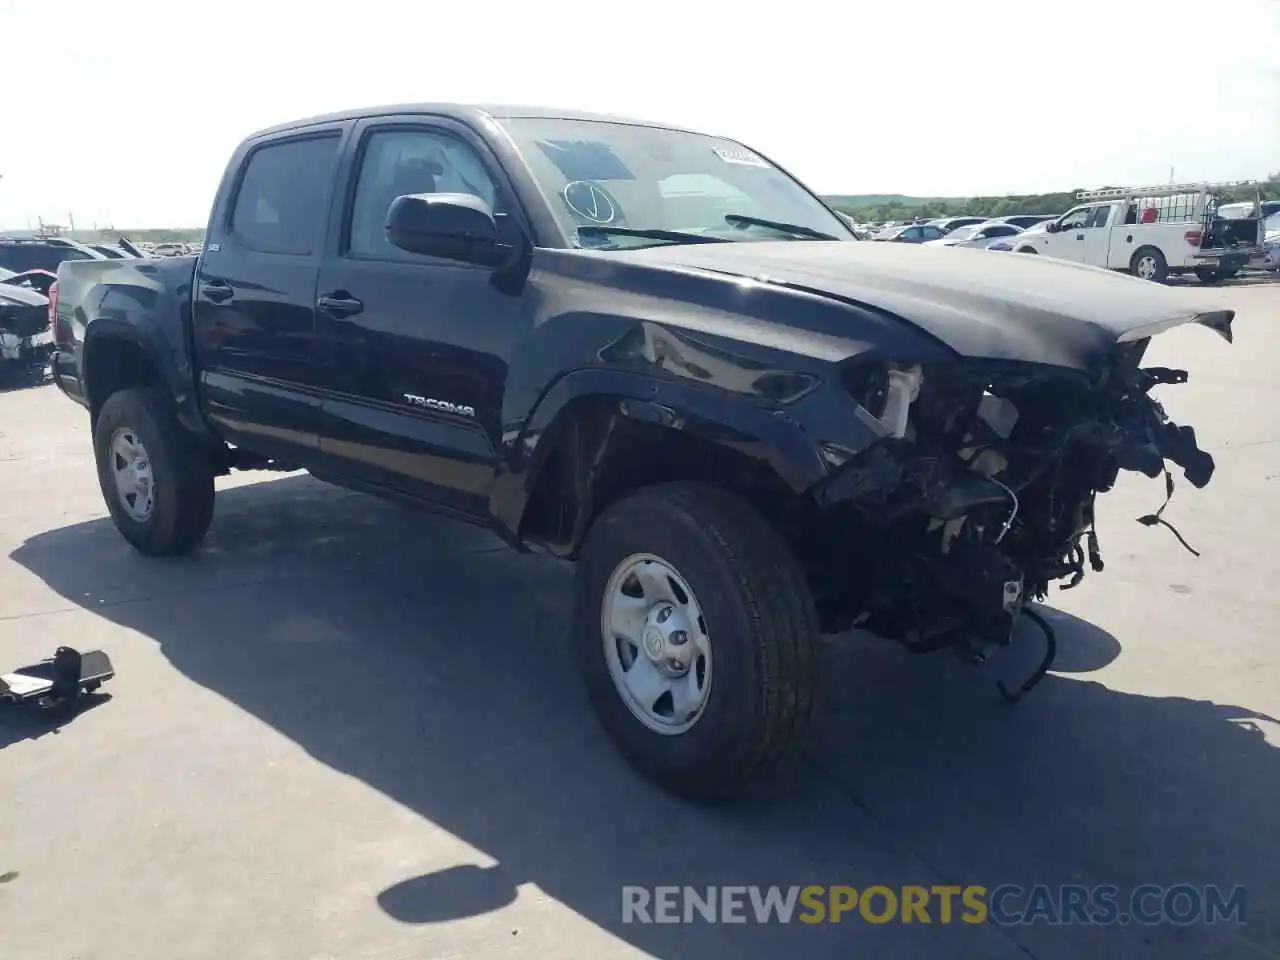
0,282,1276,959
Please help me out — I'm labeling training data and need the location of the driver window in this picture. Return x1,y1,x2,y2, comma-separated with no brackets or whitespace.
349,128,500,259
1086,206,1112,229
1059,207,1091,231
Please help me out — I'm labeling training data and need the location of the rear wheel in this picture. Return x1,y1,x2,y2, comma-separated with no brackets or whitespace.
1194,265,1238,284
93,387,216,556
1130,246,1168,282
1014,246,1038,255
572,483,819,799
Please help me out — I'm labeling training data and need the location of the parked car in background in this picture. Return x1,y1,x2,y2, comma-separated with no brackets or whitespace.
925,221,1025,249
151,242,189,257
986,214,1057,229
1216,199,1280,221
0,273,53,367
0,265,58,294
929,216,988,235
87,243,147,259
0,238,106,275
987,218,1054,251
834,212,870,239
872,222,947,242
1260,210,1280,270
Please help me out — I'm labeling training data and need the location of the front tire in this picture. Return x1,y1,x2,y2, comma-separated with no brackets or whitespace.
93,387,215,556
572,483,819,799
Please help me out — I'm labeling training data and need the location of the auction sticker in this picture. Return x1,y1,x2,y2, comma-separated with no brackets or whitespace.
713,147,769,168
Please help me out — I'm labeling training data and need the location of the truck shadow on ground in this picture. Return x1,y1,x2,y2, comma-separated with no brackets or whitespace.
0,694,111,749
10,473,1278,959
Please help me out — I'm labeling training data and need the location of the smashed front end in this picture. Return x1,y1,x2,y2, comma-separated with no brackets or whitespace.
805,315,1231,692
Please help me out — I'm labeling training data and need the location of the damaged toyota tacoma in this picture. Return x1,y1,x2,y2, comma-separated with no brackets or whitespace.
51,105,1232,798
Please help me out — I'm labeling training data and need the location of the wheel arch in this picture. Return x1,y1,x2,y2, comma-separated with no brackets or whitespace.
489,369,831,559
82,321,210,439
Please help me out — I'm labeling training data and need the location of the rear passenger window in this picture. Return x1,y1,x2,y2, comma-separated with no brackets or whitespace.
230,135,340,255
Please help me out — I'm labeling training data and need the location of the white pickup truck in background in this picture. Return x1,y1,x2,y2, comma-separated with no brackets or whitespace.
1009,181,1263,283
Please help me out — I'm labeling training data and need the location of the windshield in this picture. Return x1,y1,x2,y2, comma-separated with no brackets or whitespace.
945,224,981,241
497,118,855,248
1265,211,1280,234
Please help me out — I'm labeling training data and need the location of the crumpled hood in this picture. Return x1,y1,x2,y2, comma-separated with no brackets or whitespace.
0,282,49,309
0,282,49,338
614,241,1233,370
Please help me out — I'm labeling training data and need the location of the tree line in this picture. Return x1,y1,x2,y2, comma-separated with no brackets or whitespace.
826,174,1280,223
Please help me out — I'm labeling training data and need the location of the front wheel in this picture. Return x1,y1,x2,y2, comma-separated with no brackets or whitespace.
93,387,216,556
572,483,819,799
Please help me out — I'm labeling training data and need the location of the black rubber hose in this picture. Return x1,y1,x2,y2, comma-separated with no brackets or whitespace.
997,607,1057,703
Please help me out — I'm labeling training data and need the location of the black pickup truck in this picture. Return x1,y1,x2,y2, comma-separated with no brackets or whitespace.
52,103,1232,798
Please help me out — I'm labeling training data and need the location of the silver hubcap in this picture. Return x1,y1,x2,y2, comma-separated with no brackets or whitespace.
109,428,155,522
601,553,712,735
1137,256,1158,279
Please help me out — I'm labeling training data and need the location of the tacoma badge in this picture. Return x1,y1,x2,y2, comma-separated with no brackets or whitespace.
403,394,476,418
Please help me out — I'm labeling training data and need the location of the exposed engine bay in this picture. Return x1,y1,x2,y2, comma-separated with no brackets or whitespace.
806,328,1223,699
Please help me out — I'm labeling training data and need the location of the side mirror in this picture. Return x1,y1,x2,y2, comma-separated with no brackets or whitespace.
1045,221,1061,234
386,193,500,265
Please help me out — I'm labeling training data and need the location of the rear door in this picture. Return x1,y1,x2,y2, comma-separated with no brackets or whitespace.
312,115,537,516
192,126,347,461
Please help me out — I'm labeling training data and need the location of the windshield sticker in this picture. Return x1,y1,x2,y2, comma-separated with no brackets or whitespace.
535,140,635,182
713,147,770,168
563,181,619,224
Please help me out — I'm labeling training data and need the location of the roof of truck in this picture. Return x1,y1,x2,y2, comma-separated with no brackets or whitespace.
246,103,703,142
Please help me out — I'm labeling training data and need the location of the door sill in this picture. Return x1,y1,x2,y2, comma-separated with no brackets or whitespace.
306,468,496,530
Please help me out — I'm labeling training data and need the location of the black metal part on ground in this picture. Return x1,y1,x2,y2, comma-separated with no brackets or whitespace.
0,648,114,710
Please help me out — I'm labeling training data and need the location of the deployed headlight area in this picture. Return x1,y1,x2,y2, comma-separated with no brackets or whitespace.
807,353,1218,699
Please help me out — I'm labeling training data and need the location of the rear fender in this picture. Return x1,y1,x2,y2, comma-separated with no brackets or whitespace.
82,318,208,439
79,263,210,439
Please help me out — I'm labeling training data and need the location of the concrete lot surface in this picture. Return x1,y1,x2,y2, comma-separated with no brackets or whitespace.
0,283,1277,959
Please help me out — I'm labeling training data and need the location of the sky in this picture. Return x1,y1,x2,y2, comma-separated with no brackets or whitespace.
1,0,1276,229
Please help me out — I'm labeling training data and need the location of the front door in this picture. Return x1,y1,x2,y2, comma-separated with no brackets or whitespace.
1048,205,1093,262
313,117,536,516
1079,204,1113,267
193,129,345,460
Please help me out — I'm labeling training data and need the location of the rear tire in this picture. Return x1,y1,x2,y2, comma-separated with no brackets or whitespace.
93,387,215,556
1130,246,1168,282
1194,266,1238,284
1014,246,1037,255
572,482,819,800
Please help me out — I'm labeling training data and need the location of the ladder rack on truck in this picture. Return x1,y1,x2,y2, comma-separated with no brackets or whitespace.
1076,180,1259,202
